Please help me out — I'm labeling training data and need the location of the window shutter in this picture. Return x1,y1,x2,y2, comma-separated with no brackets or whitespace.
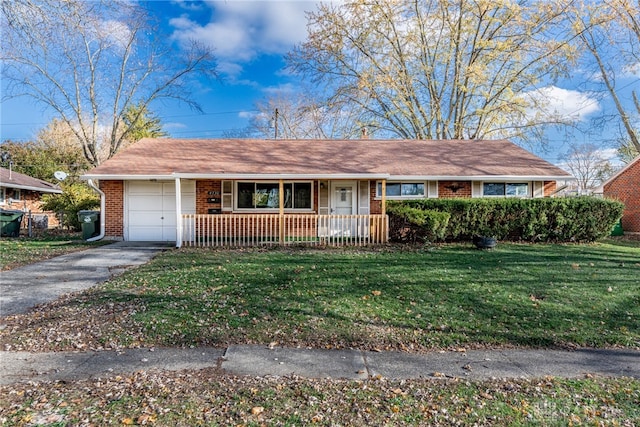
222,181,233,211
359,181,370,214
319,181,329,215
428,181,438,198
533,181,544,198
472,182,482,198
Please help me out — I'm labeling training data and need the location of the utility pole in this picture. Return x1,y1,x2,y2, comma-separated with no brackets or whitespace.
274,108,279,139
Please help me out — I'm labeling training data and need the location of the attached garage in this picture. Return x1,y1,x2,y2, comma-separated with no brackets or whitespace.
125,180,195,241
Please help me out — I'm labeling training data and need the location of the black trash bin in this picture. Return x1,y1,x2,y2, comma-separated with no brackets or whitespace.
77,210,100,240
0,209,25,237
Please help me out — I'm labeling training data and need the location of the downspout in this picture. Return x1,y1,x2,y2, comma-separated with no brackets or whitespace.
87,179,105,242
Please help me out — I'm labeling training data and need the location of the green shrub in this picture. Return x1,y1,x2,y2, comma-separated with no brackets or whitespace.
387,202,450,243
389,197,624,243
41,182,100,231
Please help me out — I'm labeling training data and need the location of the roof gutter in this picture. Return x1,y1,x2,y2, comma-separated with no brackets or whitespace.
81,174,172,181
390,175,575,181
82,173,392,180
82,173,575,181
0,183,63,193
86,179,105,242
174,173,391,180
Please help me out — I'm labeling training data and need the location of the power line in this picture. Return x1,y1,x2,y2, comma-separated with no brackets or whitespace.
0,109,259,127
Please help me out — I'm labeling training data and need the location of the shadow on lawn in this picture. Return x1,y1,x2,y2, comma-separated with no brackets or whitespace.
11,244,637,351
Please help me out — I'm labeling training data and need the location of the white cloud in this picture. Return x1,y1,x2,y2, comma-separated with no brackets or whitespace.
95,19,132,50
171,0,207,11
164,122,188,129
525,86,600,122
238,110,258,119
169,1,315,70
217,61,244,77
597,148,621,161
623,62,640,78
262,83,297,96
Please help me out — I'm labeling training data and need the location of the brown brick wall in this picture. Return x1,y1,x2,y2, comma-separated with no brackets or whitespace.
438,181,472,198
543,181,556,197
603,158,640,232
2,190,61,228
3,190,41,212
196,180,222,214
100,180,124,238
370,181,382,214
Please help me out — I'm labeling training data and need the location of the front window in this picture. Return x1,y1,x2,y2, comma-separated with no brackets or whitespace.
0,188,5,205
377,182,425,198
237,181,312,210
483,182,529,197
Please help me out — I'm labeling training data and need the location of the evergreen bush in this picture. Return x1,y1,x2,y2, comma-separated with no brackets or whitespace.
387,203,450,243
387,197,624,243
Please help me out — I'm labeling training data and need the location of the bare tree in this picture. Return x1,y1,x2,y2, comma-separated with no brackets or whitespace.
572,0,640,160
0,119,90,180
248,89,365,139
1,0,217,166
560,143,616,194
288,0,580,142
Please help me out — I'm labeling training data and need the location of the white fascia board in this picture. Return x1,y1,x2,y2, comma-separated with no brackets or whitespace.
387,175,575,181
81,173,574,181
174,173,390,180
0,183,63,194
81,174,174,181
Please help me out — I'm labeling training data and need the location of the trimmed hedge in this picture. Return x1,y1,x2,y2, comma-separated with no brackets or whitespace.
387,197,624,243
387,204,450,243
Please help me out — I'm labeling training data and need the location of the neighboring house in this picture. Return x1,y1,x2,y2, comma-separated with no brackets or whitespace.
82,138,572,246
0,166,63,228
603,156,640,233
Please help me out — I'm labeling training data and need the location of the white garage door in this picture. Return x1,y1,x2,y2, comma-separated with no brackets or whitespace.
126,181,196,241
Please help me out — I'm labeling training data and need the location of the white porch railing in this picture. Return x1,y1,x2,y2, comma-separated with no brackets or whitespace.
182,214,388,247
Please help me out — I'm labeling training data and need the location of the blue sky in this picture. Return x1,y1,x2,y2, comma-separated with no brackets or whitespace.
1,1,312,143
1,0,636,165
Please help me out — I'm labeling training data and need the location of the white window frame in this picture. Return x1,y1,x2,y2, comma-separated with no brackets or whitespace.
376,181,426,199
482,182,531,198
234,181,314,212
222,181,233,212
0,188,6,205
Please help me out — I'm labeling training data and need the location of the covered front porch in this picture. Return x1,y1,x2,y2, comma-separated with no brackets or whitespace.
176,178,390,247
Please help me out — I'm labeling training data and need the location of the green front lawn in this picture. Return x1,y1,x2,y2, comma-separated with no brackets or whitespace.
2,240,638,352
0,232,108,271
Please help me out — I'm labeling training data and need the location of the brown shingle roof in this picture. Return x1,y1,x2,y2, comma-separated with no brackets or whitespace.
83,138,571,179
0,167,62,193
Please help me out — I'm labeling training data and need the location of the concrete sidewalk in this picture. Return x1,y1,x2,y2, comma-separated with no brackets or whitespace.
1,345,638,385
0,241,171,316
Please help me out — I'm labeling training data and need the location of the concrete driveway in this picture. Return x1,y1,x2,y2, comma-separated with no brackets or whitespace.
0,241,171,317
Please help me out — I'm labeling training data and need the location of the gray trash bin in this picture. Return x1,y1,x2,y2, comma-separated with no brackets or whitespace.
77,210,100,240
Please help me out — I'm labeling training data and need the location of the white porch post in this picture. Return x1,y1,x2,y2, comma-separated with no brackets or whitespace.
279,179,284,245
175,177,182,248
381,179,386,217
